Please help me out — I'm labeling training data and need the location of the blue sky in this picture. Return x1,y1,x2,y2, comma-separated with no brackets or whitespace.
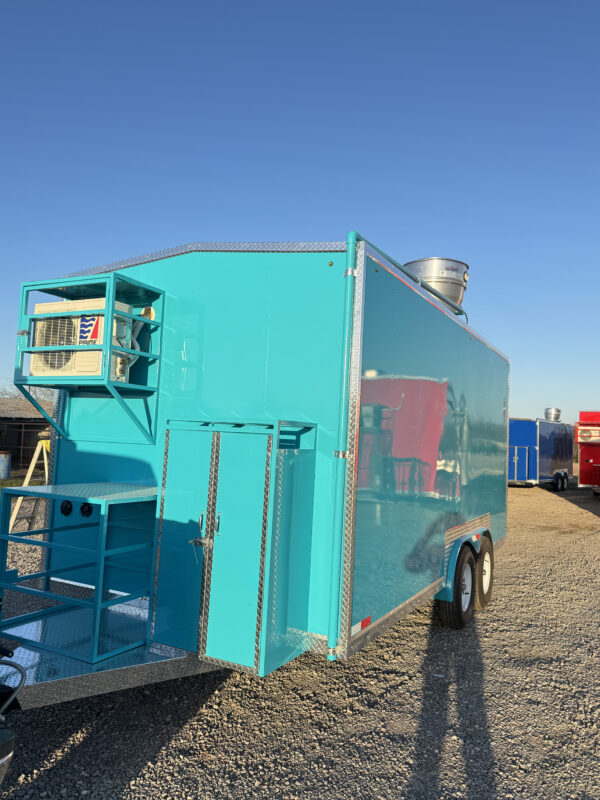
1,1,598,423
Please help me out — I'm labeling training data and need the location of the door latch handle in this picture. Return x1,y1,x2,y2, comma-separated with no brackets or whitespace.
215,512,222,536
188,510,206,547
188,536,206,546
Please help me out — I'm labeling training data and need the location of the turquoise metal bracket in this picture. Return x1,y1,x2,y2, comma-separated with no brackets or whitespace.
15,384,68,439
435,529,487,602
106,382,154,444
14,272,165,444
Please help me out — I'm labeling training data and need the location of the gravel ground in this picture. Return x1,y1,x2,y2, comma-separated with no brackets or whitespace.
1,484,599,800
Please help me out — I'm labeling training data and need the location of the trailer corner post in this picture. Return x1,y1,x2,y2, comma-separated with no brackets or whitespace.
326,231,358,661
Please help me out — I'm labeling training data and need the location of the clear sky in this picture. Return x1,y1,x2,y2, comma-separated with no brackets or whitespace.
1,1,598,423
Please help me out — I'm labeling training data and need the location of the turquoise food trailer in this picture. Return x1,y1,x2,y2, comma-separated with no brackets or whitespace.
0,234,508,707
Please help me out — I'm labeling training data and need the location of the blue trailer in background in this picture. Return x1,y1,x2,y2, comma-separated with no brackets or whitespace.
0,233,509,709
508,418,573,490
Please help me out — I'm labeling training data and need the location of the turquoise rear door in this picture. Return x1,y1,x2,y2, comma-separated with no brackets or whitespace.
155,424,274,668
153,428,213,652
203,430,272,668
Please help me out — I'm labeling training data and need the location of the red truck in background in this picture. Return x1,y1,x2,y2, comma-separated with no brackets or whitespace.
576,411,600,496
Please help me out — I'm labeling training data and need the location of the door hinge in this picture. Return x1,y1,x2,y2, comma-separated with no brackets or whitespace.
344,268,357,278
334,450,348,459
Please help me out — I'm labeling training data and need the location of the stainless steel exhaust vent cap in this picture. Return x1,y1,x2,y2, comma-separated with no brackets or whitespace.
403,257,469,307
544,408,561,422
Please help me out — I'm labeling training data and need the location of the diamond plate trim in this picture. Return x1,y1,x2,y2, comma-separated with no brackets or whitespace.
268,448,286,638
303,632,328,655
66,241,347,277
254,434,273,671
337,240,366,660
197,432,220,656
443,512,491,577
198,654,258,675
150,429,170,640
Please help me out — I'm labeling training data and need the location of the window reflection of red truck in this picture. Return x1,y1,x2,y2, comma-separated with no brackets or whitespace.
576,411,600,496
358,375,463,500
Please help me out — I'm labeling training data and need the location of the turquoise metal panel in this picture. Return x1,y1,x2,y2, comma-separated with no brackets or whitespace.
152,428,213,652
51,250,348,645
351,254,508,630
205,431,270,668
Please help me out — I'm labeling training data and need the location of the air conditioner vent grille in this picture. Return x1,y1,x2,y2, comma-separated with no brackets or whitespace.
34,317,78,369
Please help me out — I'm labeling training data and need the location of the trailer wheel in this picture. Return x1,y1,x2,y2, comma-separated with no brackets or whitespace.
438,546,475,629
593,490,600,498
553,474,561,492
474,536,494,610
561,474,568,491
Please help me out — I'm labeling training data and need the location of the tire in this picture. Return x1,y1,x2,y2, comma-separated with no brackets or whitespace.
561,474,568,491
553,474,561,492
593,490,600,498
438,546,476,629
474,536,494,610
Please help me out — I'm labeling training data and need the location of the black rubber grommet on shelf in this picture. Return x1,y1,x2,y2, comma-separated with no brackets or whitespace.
60,500,73,516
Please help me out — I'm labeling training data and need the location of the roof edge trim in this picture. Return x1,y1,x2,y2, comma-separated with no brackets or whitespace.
65,241,348,277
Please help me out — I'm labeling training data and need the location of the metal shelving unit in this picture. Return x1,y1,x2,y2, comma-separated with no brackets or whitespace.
0,482,157,663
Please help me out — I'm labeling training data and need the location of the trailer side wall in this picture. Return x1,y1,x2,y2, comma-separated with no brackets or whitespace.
350,253,508,632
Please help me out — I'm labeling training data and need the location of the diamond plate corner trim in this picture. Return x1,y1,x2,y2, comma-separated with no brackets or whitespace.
443,512,491,578
268,449,286,637
254,434,273,671
150,428,170,640
197,431,221,656
337,239,366,660
198,654,258,675
66,241,348,277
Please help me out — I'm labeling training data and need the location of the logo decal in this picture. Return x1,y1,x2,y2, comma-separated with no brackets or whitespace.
79,315,100,343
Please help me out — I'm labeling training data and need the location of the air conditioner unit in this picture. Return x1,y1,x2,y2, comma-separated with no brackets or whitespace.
30,298,133,381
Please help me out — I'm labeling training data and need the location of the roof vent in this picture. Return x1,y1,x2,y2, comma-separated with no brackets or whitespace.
544,408,561,422
403,257,469,307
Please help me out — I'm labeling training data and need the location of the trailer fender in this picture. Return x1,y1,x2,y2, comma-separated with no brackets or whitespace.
435,530,488,602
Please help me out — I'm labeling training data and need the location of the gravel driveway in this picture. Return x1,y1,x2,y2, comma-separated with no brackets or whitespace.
1,484,599,800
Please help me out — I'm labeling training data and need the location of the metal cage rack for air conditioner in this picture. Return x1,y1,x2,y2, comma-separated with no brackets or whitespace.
14,273,165,443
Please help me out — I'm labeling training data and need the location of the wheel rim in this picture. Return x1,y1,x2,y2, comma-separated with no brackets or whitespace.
461,562,473,612
481,552,492,594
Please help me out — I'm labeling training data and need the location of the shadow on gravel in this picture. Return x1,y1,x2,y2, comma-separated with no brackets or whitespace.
3,669,229,798
404,611,497,800
554,484,600,518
